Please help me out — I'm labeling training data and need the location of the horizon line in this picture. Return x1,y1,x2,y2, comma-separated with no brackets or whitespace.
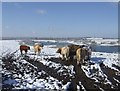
1,36,118,39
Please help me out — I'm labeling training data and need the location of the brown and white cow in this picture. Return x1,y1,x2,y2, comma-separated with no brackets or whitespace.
20,45,30,55
68,44,81,60
56,46,69,60
76,47,91,65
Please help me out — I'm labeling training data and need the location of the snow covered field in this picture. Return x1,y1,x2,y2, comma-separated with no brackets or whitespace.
86,38,119,46
1,39,120,90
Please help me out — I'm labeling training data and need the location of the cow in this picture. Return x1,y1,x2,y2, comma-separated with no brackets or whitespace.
33,43,43,55
56,46,69,60
76,47,91,65
68,44,81,60
20,45,30,55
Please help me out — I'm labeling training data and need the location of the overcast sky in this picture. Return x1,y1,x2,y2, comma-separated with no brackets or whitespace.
2,2,118,38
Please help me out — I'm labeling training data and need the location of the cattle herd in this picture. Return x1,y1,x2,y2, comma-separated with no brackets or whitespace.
57,44,92,65
20,43,92,65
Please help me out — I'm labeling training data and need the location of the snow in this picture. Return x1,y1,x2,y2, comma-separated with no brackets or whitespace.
81,64,113,85
65,38,119,46
91,52,119,71
29,55,75,78
66,40,85,45
4,78,18,85
1,39,120,89
62,82,82,90
113,77,120,83
0,40,20,57
62,82,71,89
33,39,57,43
87,38,119,46
79,82,86,90
41,45,60,58
21,75,62,89
86,38,118,43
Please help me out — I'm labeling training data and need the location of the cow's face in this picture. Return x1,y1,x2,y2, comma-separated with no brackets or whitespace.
28,46,30,50
56,48,61,53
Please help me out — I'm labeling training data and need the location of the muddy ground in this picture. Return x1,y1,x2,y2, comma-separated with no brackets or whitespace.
1,52,120,91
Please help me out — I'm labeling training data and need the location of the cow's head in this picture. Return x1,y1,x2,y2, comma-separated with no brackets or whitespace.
28,46,30,50
56,48,61,54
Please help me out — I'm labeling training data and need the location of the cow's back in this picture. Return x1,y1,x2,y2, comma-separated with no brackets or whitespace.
68,44,80,60
34,44,42,52
61,46,69,55
20,45,28,50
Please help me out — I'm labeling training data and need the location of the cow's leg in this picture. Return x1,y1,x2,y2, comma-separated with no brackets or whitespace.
65,54,68,60
76,56,79,65
81,49,85,64
38,51,40,56
36,49,38,55
25,50,27,54
76,54,80,65
67,53,70,60
82,59,85,64
77,60,80,65
61,54,64,60
77,49,80,64
36,51,39,55
38,49,41,56
34,50,37,55
77,58,81,65
20,50,23,55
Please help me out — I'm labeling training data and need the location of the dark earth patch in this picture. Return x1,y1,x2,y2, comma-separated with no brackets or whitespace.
1,52,120,91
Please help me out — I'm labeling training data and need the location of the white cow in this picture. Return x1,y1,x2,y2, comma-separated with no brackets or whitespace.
56,46,69,60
